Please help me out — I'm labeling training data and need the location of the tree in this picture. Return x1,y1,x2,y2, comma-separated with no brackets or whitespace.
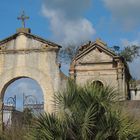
115,45,140,62
59,43,140,64
22,108,34,126
59,44,79,64
28,80,140,140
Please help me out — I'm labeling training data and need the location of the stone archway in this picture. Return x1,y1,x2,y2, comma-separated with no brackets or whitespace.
0,67,55,111
2,77,44,128
0,28,67,131
0,67,57,130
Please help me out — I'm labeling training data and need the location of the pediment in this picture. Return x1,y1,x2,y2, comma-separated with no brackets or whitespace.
77,47,113,64
0,32,61,51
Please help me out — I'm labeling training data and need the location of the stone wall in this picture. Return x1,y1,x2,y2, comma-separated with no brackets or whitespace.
129,81,140,100
70,40,130,100
0,32,65,114
120,101,140,120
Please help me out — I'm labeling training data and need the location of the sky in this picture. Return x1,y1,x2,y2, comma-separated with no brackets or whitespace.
1,0,140,109
0,0,140,77
4,78,44,111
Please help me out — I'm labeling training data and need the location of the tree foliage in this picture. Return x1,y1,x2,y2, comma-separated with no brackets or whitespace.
59,44,140,64
118,45,140,62
59,45,79,64
29,80,140,140
22,108,34,126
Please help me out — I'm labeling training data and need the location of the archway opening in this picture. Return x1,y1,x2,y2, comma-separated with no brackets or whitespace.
92,80,104,88
2,77,44,128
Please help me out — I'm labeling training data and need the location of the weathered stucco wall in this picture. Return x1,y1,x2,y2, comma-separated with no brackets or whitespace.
70,41,129,100
130,82,140,100
0,32,64,116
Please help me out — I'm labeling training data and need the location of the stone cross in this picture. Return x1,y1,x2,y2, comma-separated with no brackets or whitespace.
17,11,29,28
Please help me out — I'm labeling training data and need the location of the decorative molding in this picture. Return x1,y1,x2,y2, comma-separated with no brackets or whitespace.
75,68,117,72
76,73,117,76
79,61,113,65
0,47,59,54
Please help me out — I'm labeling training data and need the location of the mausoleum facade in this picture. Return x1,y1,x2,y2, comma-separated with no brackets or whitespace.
70,39,131,100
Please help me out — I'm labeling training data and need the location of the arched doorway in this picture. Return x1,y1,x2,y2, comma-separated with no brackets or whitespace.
0,66,57,131
2,77,44,129
0,29,63,132
92,80,104,88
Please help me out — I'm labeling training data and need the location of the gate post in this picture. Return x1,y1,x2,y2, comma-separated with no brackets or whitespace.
0,99,3,131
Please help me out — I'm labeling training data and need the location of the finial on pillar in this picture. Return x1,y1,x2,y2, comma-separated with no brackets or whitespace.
17,11,29,28
17,11,31,33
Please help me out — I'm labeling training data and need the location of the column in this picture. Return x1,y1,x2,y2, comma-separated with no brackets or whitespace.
0,99,3,131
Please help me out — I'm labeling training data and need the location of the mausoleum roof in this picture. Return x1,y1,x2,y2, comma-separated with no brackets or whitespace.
74,38,119,61
0,28,62,48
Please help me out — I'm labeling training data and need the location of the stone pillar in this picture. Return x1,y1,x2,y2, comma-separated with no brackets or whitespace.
0,99,3,131
117,61,125,100
122,68,127,99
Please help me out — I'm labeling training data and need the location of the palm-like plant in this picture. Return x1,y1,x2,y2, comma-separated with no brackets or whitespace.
29,80,140,140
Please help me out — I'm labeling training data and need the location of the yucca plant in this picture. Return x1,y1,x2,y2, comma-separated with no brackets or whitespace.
29,80,140,140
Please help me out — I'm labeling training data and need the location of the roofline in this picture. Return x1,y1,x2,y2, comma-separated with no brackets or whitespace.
0,32,62,48
74,42,118,61
0,33,18,45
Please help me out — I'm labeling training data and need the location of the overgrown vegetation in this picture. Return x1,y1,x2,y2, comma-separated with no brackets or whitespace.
115,45,140,62
0,108,35,140
27,80,140,140
1,81,140,139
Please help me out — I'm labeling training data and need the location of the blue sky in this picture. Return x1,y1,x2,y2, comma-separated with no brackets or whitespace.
1,0,140,109
4,78,44,111
0,0,140,48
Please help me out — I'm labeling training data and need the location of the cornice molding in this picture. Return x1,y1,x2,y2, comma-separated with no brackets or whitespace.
0,47,59,54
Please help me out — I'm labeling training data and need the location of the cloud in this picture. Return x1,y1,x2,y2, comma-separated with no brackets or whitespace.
129,58,140,79
103,0,140,30
121,39,140,47
16,80,43,99
42,0,96,45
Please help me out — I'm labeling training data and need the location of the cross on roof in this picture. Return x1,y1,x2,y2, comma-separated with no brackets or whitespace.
17,11,29,28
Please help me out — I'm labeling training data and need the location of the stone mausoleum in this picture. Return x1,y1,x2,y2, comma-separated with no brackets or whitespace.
0,25,139,128
70,39,131,100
